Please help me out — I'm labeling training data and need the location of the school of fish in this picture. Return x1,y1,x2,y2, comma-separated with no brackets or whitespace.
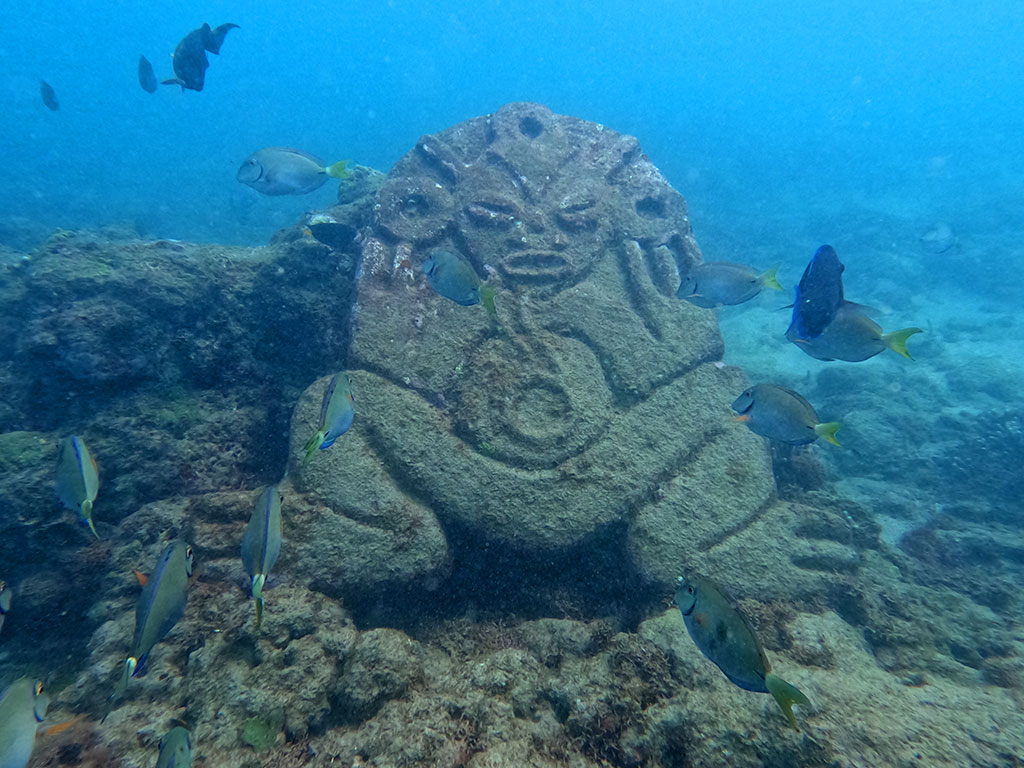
14,23,932,756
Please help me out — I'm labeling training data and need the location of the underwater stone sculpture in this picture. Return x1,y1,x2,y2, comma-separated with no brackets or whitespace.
293,102,775,591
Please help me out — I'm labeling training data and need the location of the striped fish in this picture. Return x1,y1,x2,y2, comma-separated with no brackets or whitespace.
55,436,100,538
241,486,283,628
0,678,49,768
302,373,355,464
118,541,194,693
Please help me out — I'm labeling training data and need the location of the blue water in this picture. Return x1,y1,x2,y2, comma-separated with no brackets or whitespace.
3,0,1022,253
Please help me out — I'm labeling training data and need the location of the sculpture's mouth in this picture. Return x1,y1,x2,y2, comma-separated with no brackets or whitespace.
500,251,573,284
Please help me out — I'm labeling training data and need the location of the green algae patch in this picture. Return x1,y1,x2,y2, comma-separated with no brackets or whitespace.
241,716,280,752
0,431,51,473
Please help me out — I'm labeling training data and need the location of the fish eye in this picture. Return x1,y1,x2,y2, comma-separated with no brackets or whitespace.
687,586,694,594
186,545,194,558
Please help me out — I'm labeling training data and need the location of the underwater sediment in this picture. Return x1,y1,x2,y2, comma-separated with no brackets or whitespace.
0,103,1021,767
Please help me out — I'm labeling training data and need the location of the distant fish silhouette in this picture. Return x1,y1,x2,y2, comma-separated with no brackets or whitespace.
138,55,158,93
39,80,59,111
162,22,239,92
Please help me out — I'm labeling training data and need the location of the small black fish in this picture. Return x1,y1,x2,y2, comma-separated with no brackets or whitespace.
785,245,845,341
138,55,158,94
162,22,239,92
40,80,59,111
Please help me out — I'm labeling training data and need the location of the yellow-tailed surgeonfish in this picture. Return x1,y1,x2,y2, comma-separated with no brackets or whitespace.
732,383,841,447
55,436,100,538
790,302,922,363
118,541,194,693
422,248,497,317
0,581,11,638
0,678,50,768
302,373,355,465
156,726,193,768
675,574,811,730
237,147,351,196
241,485,282,628
678,261,782,308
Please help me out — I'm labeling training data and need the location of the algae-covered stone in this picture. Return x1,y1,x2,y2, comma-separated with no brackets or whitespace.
291,101,776,593
334,628,424,719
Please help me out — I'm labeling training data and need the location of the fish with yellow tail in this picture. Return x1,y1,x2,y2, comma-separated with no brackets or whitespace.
422,248,498,321
675,574,811,730
732,383,841,447
55,436,101,538
791,302,922,362
111,541,193,708
241,486,283,628
0,678,50,768
302,373,355,465
678,261,783,308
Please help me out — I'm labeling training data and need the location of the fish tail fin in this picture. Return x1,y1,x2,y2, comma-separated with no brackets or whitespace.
325,160,353,180
206,23,240,54
252,574,266,602
479,284,497,318
883,327,923,360
80,500,100,538
765,672,811,731
760,264,784,292
813,421,842,447
301,430,327,467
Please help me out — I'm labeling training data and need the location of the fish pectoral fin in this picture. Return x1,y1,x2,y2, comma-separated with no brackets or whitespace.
732,414,751,422
44,715,85,736
765,672,811,731
161,78,185,90
133,570,149,586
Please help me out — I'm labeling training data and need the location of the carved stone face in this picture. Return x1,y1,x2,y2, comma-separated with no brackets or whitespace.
299,103,773,590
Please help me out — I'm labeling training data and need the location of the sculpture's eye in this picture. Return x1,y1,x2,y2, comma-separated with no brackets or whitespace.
465,201,517,229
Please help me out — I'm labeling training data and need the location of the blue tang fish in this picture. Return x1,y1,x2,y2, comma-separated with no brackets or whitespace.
0,581,11,638
302,373,355,464
156,726,193,768
241,485,283,628
785,245,845,342
55,436,101,538
675,574,811,730
0,678,49,768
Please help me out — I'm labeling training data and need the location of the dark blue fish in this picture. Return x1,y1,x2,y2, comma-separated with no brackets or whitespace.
39,81,59,111
785,245,845,342
162,23,239,92
138,55,158,94
0,581,10,638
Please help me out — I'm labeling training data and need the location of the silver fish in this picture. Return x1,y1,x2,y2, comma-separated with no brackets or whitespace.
237,148,351,196
241,486,283,627
0,678,50,768
55,436,100,538
119,541,194,692
156,726,192,768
